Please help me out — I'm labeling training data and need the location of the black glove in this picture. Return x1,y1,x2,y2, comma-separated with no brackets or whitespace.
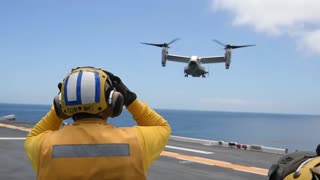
104,71,137,107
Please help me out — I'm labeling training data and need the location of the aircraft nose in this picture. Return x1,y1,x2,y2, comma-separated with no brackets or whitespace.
189,61,197,69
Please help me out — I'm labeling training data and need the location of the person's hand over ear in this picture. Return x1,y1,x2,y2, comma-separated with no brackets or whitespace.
104,71,137,107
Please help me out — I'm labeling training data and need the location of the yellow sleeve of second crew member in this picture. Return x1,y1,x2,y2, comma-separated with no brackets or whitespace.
24,105,63,171
127,99,171,173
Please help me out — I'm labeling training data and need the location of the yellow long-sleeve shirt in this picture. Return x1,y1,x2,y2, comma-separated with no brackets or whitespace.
24,99,171,175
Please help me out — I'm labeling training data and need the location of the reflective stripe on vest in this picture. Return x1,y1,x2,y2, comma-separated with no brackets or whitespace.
52,144,130,158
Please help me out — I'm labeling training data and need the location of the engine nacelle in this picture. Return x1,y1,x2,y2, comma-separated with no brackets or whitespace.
161,48,167,67
162,54,167,67
225,49,232,69
225,62,230,69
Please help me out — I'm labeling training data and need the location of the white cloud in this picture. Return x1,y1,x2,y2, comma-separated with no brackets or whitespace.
300,30,320,55
212,0,320,55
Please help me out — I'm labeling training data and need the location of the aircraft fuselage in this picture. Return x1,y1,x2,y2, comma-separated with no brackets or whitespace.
184,56,208,77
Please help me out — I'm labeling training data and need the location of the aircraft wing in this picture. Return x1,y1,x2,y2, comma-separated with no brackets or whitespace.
166,54,190,63
200,56,225,64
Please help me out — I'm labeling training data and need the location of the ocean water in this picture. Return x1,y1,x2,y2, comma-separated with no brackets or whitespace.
0,103,319,153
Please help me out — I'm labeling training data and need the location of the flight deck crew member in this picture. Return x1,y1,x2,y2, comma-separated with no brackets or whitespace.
268,146,320,180
24,66,171,180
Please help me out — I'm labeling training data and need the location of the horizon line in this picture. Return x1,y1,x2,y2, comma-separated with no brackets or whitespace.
0,102,319,117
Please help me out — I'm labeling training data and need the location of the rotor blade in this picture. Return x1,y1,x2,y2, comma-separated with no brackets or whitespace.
141,42,164,48
230,45,255,49
168,38,180,45
213,39,226,47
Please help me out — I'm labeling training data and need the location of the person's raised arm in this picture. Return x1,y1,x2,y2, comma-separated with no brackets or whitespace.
106,71,171,172
24,104,63,171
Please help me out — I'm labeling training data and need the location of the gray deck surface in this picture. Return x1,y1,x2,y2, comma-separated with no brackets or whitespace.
0,121,283,180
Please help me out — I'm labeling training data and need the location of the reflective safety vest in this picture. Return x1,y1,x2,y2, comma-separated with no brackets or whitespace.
38,122,145,180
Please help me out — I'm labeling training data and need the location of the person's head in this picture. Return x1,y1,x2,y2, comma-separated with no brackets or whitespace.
316,144,320,156
54,66,124,121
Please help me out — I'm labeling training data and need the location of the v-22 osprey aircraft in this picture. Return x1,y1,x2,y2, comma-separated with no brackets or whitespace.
141,38,255,78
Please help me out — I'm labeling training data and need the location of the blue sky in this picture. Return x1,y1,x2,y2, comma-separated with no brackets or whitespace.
0,0,319,115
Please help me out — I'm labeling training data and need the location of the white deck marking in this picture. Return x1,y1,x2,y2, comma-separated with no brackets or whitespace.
166,145,214,154
0,137,26,140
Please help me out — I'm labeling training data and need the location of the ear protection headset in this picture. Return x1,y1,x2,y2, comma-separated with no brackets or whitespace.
53,67,124,119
